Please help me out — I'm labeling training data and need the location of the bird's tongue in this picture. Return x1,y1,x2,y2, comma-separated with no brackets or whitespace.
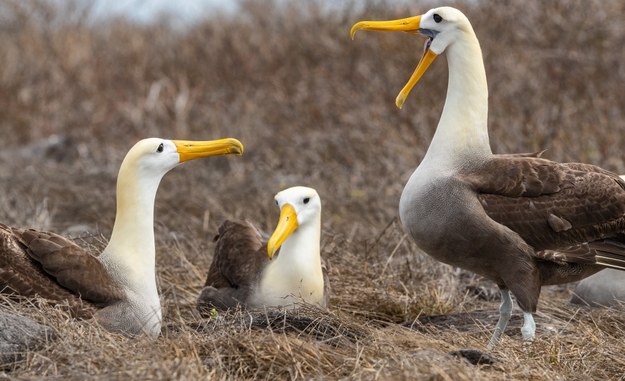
422,37,433,58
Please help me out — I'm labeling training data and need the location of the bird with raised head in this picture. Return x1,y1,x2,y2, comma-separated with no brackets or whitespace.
0,137,243,338
352,6,625,348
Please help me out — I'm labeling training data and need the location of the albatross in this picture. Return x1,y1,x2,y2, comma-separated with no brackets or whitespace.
197,186,329,311
0,137,243,337
351,6,625,348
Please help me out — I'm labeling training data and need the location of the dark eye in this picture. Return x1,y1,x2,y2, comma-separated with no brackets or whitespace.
433,13,442,23
275,200,279,206
303,197,310,204
156,143,164,153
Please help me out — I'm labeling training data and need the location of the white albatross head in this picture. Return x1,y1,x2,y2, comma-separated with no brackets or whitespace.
105,136,244,279
267,186,321,260
351,6,473,109
120,137,244,179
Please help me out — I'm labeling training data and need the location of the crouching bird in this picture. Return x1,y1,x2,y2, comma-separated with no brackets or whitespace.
0,137,243,337
351,7,625,349
198,186,329,312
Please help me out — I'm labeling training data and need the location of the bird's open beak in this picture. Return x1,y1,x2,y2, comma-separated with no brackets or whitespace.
267,204,298,260
350,15,438,109
174,138,244,163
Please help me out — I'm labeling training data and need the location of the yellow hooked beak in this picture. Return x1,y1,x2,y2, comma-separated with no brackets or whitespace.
174,138,244,162
350,15,439,109
350,15,422,37
267,203,298,260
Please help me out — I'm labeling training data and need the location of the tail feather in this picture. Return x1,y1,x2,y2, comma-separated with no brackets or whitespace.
595,254,625,271
590,236,625,271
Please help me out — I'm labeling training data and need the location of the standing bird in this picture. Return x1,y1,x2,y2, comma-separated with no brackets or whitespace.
351,7,625,348
197,186,329,311
0,137,243,337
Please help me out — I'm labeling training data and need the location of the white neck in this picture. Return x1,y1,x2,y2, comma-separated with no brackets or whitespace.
100,162,162,294
273,217,321,272
421,28,491,169
258,215,324,307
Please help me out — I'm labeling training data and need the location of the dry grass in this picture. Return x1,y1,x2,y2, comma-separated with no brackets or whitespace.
1,0,625,379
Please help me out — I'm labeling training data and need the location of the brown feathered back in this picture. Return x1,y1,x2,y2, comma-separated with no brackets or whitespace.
204,220,268,290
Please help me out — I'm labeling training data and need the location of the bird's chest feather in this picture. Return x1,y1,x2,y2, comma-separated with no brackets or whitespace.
254,262,324,308
399,172,505,272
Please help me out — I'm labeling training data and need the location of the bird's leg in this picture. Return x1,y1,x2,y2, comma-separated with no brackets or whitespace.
487,288,512,350
521,311,536,342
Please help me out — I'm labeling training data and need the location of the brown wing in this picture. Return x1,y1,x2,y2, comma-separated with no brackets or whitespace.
0,224,124,306
203,220,269,290
464,155,575,198
1,225,80,302
466,156,625,268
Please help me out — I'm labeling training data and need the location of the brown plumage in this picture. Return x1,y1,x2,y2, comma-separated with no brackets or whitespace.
198,187,330,312
0,224,124,317
467,157,625,307
198,220,269,309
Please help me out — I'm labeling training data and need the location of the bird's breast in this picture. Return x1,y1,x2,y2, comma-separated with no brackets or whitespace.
399,171,503,274
254,262,325,308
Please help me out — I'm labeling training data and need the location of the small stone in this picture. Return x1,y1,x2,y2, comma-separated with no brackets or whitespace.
0,309,55,367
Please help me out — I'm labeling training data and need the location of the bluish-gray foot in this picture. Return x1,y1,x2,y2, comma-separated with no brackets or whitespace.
487,289,512,350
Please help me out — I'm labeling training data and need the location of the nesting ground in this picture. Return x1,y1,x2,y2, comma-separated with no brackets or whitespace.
1,0,625,379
